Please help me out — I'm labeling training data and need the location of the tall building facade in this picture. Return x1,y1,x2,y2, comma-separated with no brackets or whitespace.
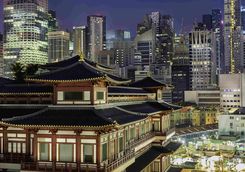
0,34,3,76
202,14,213,30
48,10,58,32
189,26,217,90
48,31,70,62
87,15,106,62
224,0,242,73
3,0,49,77
172,35,190,103
212,9,224,78
73,26,87,57
134,29,155,69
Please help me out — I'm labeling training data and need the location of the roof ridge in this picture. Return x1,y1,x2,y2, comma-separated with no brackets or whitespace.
28,61,80,78
3,107,48,122
115,106,147,116
44,55,79,67
109,86,144,90
94,108,116,124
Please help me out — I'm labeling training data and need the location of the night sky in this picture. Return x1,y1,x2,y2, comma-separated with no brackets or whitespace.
0,0,226,36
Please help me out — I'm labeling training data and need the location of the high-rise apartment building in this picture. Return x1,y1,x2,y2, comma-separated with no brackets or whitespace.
73,26,87,57
3,0,48,77
189,25,217,90
224,0,242,73
48,31,70,62
87,15,106,62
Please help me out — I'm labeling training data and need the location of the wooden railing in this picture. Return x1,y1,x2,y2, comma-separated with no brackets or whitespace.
0,154,33,163
104,132,155,172
21,162,105,172
105,150,135,172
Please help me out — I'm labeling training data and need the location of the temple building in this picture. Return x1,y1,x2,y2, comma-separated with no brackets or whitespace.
0,55,182,172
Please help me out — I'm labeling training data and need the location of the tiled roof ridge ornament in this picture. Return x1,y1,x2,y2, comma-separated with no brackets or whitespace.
79,52,85,62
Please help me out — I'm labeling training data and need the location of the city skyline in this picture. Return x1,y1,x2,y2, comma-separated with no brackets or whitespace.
0,0,224,35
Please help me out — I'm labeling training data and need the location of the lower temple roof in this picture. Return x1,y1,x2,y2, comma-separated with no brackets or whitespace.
1,106,148,128
0,106,47,120
126,142,181,172
118,101,174,114
0,84,53,94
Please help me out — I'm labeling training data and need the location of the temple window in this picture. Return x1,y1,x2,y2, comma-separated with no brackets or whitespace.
102,143,107,161
118,137,123,152
83,144,94,163
96,92,105,100
57,91,91,103
59,144,73,162
64,92,83,101
8,142,26,154
130,127,135,140
39,143,49,161
153,121,160,132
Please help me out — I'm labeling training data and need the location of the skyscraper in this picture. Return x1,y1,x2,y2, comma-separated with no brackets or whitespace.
48,10,59,32
87,15,106,62
189,25,217,90
3,0,49,77
202,14,213,30
0,33,3,76
134,29,155,68
212,9,224,77
224,0,242,73
172,35,190,103
73,26,88,57
48,31,70,63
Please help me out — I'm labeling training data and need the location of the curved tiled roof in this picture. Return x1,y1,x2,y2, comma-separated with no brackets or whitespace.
0,84,53,94
28,58,131,84
118,101,173,114
0,106,46,120
27,60,105,82
2,107,114,128
41,55,113,71
129,77,167,88
41,56,80,70
108,86,150,94
0,77,15,85
96,108,148,125
1,106,148,128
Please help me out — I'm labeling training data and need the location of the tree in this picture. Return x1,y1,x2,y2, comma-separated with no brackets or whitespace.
11,63,39,82
25,64,39,76
11,62,25,82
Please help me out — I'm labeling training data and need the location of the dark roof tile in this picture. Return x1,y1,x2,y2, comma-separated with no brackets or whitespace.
0,84,53,94
119,101,173,114
130,77,167,88
108,86,150,94
0,106,46,120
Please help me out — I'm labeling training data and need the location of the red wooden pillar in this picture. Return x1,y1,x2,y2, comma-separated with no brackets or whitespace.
91,85,95,105
3,126,8,154
160,115,163,134
25,129,31,156
96,132,101,170
32,129,38,162
51,129,57,172
160,156,163,172
75,130,82,171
